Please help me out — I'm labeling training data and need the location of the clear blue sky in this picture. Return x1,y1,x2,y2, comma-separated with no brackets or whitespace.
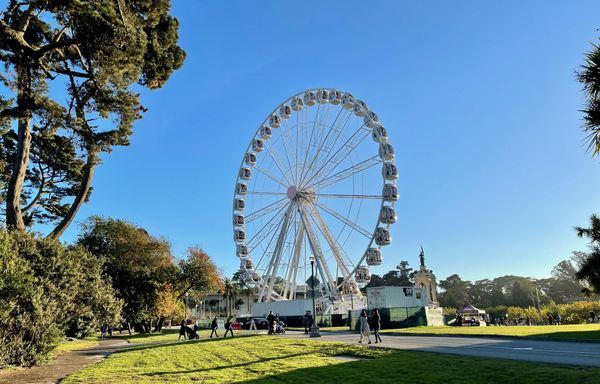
56,1,600,282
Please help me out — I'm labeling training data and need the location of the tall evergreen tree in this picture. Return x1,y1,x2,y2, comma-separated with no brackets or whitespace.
0,0,185,237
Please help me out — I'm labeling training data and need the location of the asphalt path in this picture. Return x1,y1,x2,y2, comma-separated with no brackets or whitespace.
284,330,600,367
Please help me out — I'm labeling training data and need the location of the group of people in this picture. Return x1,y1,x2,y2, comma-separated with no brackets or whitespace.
178,316,236,341
358,309,382,344
266,311,286,334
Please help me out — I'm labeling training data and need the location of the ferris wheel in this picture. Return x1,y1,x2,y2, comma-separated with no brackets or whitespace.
233,88,398,303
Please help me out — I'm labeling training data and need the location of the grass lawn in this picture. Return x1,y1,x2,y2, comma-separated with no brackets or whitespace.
54,335,100,353
380,324,600,340
119,328,254,344
63,335,600,384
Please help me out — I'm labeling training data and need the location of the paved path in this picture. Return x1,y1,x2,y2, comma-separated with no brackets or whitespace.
285,330,600,367
0,339,129,384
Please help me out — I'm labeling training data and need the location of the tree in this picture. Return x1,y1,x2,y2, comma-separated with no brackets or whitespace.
438,274,471,308
77,216,176,333
178,247,222,301
575,214,600,296
577,41,600,155
396,261,414,286
0,0,185,237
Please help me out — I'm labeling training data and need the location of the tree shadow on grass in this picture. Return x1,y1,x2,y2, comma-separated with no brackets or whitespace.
523,329,600,341
235,350,600,384
109,333,261,354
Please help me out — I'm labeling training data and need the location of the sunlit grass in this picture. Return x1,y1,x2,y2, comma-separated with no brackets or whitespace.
380,324,600,340
120,328,253,344
54,335,100,354
63,335,600,384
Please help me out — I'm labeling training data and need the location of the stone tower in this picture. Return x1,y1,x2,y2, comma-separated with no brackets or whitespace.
413,246,439,306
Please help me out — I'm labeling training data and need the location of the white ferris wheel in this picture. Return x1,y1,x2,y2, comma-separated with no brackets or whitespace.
233,88,398,306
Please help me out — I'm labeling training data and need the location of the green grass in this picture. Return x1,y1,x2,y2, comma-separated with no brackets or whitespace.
380,324,600,340
119,328,253,344
63,335,600,384
54,335,100,353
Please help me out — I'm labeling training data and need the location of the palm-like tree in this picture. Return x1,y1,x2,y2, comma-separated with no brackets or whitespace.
575,214,600,295
578,42,600,156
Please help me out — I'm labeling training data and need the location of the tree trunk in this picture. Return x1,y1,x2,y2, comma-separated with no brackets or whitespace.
6,67,32,231
49,146,98,239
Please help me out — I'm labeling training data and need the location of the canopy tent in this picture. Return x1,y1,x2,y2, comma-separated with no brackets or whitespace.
459,304,485,315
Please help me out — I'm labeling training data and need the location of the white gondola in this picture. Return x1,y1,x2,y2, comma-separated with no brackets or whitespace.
366,248,382,266
252,139,264,153
279,104,292,119
355,266,371,283
245,153,256,166
234,229,246,243
372,126,388,143
353,99,367,116
291,96,304,111
378,143,394,161
240,257,253,270
317,89,329,104
234,198,245,211
236,182,247,195
236,244,248,257
248,271,260,282
233,214,245,226
382,162,398,180
342,93,355,110
374,227,391,246
380,206,397,224
260,125,272,140
268,114,281,128
328,89,342,104
364,110,380,128
383,184,398,201
304,91,317,106
239,167,251,180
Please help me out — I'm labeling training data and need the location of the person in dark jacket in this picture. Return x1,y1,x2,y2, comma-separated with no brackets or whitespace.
302,312,311,334
178,320,187,340
267,311,275,334
224,316,234,337
371,309,382,343
210,317,220,338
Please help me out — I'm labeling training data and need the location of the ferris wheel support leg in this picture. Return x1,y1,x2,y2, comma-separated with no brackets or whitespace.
283,222,304,300
306,205,352,281
299,205,337,300
263,204,294,302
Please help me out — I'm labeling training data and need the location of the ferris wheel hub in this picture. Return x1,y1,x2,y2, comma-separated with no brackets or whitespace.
287,186,298,200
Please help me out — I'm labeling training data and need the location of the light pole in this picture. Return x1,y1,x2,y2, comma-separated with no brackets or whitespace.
309,255,321,337
185,292,189,321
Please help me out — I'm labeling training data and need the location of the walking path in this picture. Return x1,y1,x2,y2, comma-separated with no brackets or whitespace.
285,330,600,367
0,339,129,384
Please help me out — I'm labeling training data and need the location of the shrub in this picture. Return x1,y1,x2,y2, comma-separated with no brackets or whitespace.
0,229,121,367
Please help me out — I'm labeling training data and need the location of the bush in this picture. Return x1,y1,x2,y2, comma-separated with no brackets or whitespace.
0,229,121,367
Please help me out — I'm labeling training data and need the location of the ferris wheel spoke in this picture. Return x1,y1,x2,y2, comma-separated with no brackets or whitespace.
313,200,373,239
298,102,321,187
245,197,287,223
316,193,382,199
263,140,294,186
301,122,368,189
246,202,289,248
282,212,303,299
280,119,297,185
254,165,289,189
307,155,382,191
247,191,287,196
297,107,344,187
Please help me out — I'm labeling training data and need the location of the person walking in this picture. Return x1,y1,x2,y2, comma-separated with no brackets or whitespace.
371,309,382,343
249,318,257,333
590,311,596,324
224,316,234,337
267,311,275,335
100,324,108,340
358,309,372,344
555,312,561,325
303,312,310,334
178,320,187,340
210,316,220,338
